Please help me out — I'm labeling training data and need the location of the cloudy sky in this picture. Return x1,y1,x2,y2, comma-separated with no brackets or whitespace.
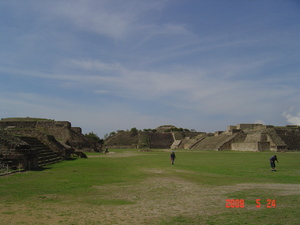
0,0,299,137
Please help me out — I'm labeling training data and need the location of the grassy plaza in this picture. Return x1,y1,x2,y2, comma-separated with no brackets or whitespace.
0,150,299,224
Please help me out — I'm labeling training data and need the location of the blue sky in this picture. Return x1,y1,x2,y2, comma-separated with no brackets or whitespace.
0,0,299,138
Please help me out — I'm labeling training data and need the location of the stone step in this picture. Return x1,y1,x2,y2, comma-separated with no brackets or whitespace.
18,136,62,167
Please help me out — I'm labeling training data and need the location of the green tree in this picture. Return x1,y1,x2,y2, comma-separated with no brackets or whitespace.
84,132,103,144
130,127,138,136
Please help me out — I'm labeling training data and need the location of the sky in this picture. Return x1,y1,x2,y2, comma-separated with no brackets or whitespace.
0,0,299,138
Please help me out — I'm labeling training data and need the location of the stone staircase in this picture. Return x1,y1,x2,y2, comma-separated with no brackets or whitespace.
19,136,62,167
171,140,182,149
217,132,245,150
190,133,243,151
190,134,228,150
188,135,207,149
266,128,287,151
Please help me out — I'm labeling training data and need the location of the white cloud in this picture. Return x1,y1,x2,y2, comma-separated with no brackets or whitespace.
65,59,197,98
282,109,300,125
70,59,122,72
2,56,296,119
40,0,169,40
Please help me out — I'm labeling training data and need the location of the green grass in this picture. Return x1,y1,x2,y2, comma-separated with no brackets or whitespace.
0,150,299,224
176,151,300,184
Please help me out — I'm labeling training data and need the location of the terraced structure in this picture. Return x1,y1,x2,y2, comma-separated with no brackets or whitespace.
18,136,62,167
0,118,100,172
104,124,300,152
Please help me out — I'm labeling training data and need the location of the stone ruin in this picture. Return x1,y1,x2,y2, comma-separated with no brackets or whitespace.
2,119,299,174
104,124,300,152
0,131,37,171
0,118,101,172
173,124,300,151
104,125,203,149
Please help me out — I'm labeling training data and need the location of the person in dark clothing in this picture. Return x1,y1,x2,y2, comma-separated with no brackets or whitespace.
170,151,176,165
270,155,278,171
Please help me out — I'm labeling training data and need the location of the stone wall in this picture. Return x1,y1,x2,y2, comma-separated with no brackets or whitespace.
105,131,175,149
214,131,224,136
0,119,96,151
227,125,237,131
0,120,71,129
237,124,264,130
71,127,82,134
244,132,267,142
0,130,40,169
0,120,71,141
231,142,271,151
148,132,173,149
191,124,299,152
218,132,247,150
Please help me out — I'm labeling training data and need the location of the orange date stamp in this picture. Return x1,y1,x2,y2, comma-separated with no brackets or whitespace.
225,199,276,208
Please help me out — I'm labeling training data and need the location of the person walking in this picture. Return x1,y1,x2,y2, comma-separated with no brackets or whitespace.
270,155,279,171
170,151,176,165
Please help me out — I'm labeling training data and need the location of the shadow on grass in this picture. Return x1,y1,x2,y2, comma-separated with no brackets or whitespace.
65,157,79,161
31,158,79,171
31,166,52,171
